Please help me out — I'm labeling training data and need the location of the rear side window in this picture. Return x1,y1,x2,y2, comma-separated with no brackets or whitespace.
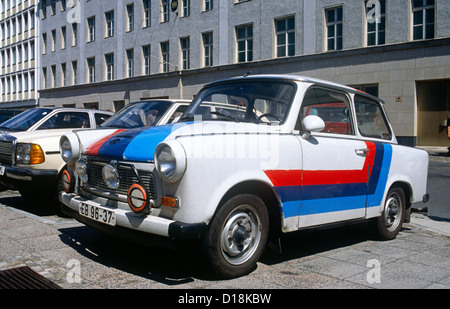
95,113,111,126
355,94,392,140
298,87,354,135
37,112,90,130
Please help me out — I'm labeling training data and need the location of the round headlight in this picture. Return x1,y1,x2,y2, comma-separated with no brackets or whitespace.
102,164,120,190
155,140,186,183
60,133,80,163
75,160,88,183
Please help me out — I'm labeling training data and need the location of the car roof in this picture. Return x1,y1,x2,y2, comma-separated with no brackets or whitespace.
204,74,384,104
34,107,114,114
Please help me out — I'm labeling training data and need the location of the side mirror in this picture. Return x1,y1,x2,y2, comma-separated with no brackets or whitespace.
301,115,325,139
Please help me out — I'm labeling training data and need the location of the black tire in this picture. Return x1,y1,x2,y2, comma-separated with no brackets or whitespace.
373,187,406,240
202,194,269,278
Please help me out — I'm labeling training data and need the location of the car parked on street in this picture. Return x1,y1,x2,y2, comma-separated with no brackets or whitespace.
59,75,429,278
0,107,113,198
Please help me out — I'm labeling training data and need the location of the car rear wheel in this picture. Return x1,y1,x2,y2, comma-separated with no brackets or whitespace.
373,186,406,240
203,194,269,278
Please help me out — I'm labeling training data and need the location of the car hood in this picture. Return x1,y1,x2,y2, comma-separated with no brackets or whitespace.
0,129,83,143
82,121,279,162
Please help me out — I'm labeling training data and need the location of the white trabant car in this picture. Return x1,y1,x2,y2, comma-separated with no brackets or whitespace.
59,75,429,278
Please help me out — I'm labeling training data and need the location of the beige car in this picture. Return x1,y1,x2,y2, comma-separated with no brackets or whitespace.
0,107,113,199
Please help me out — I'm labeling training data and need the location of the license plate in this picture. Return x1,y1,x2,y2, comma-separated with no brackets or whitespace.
79,202,116,226
0,165,5,176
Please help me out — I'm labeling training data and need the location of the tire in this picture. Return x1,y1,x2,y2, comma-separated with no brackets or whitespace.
203,194,269,278
373,187,406,240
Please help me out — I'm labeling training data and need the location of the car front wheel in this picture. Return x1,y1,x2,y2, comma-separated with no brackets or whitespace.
203,194,269,278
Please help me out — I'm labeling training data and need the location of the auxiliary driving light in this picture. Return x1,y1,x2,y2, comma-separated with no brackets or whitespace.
61,169,75,193
127,184,148,213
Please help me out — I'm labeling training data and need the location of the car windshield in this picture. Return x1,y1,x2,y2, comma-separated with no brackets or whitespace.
0,108,53,131
100,101,172,129
180,80,295,124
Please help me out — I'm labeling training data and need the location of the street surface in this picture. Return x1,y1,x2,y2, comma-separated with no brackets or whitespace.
0,155,448,292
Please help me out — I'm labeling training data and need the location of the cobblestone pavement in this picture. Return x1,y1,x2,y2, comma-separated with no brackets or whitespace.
0,190,449,290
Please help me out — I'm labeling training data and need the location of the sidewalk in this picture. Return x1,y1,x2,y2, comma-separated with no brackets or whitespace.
0,190,449,290
418,146,450,162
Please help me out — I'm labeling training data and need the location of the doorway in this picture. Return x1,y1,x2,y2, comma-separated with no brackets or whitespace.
416,80,450,146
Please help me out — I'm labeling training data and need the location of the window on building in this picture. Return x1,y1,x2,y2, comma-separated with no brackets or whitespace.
23,43,28,61
143,0,151,27
236,24,253,63
325,7,343,51
105,53,114,80
87,16,95,42
180,37,190,70
61,26,66,49
51,65,56,88
127,4,134,32
42,33,47,54
412,0,435,40
142,45,150,75
51,29,56,52
87,57,95,83
42,0,47,19
161,0,169,23
50,0,56,15
72,23,77,46
161,41,169,72
105,10,114,38
275,16,295,57
30,40,35,60
203,32,213,67
366,0,386,46
181,0,190,17
61,62,66,86
204,0,213,11
72,60,77,85
126,49,134,77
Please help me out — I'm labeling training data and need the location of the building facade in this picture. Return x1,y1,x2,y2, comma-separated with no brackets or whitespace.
30,0,450,146
0,0,40,109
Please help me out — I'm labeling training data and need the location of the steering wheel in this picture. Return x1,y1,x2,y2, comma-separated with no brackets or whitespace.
257,113,282,123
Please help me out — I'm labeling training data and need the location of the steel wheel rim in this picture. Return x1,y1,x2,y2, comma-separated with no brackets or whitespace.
384,192,402,232
220,206,262,265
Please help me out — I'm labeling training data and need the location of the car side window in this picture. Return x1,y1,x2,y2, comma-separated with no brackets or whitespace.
355,94,392,140
37,112,91,130
95,113,111,127
168,105,188,124
297,87,354,135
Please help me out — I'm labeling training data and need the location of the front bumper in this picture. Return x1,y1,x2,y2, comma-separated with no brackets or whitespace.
59,191,207,247
0,165,58,191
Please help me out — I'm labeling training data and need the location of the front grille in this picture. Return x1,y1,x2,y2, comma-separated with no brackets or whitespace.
86,160,156,198
0,140,13,165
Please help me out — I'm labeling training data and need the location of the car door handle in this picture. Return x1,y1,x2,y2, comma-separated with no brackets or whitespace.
355,148,370,156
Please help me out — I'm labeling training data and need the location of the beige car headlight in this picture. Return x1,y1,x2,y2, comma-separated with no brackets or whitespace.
15,143,45,165
155,140,186,183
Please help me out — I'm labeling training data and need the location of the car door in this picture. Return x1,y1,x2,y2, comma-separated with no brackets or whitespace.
296,86,370,228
